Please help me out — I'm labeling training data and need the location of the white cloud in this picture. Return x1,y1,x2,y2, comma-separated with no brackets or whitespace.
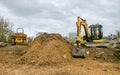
0,0,120,37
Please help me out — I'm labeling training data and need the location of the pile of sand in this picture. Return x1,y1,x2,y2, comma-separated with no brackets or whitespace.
18,33,74,65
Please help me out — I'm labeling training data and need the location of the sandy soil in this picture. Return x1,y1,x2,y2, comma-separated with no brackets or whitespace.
0,45,119,75
0,33,119,75
0,58,119,75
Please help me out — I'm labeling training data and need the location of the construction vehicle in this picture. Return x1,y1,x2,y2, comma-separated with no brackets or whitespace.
72,16,109,57
11,28,28,45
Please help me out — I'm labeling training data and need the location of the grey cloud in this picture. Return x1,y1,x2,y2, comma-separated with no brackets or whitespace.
0,0,43,16
0,0,120,36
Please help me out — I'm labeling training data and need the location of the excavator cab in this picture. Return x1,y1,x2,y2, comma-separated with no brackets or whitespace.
85,24,109,47
83,24,103,42
89,24,103,40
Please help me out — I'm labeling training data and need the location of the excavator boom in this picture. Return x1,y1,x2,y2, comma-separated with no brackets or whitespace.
72,16,90,57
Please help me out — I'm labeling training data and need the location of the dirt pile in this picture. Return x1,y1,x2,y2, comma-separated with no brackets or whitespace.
19,33,74,65
86,47,120,63
114,49,120,59
0,45,27,63
114,43,120,59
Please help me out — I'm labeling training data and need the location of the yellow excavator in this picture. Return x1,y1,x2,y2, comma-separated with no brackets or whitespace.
72,16,109,57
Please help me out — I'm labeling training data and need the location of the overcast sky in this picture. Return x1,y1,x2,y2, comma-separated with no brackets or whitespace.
0,0,120,37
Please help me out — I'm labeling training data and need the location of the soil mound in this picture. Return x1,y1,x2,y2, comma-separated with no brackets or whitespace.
0,45,27,63
19,33,74,65
114,49,120,59
86,47,120,63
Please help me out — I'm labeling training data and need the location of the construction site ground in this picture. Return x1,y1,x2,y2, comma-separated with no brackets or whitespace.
0,33,120,75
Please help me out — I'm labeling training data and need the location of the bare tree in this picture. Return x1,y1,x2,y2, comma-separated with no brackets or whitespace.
0,17,14,42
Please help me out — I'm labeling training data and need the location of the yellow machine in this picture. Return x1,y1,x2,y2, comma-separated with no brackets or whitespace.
11,28,27,45
72,16,109,57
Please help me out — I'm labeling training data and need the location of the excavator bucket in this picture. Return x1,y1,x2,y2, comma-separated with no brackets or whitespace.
71,47,89,58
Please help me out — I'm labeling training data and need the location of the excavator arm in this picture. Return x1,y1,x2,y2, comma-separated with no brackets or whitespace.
71,16,90,58
76,16,91,46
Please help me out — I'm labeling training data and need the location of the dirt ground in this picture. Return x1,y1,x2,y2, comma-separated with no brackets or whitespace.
0,33,119,75
0,58,119,75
